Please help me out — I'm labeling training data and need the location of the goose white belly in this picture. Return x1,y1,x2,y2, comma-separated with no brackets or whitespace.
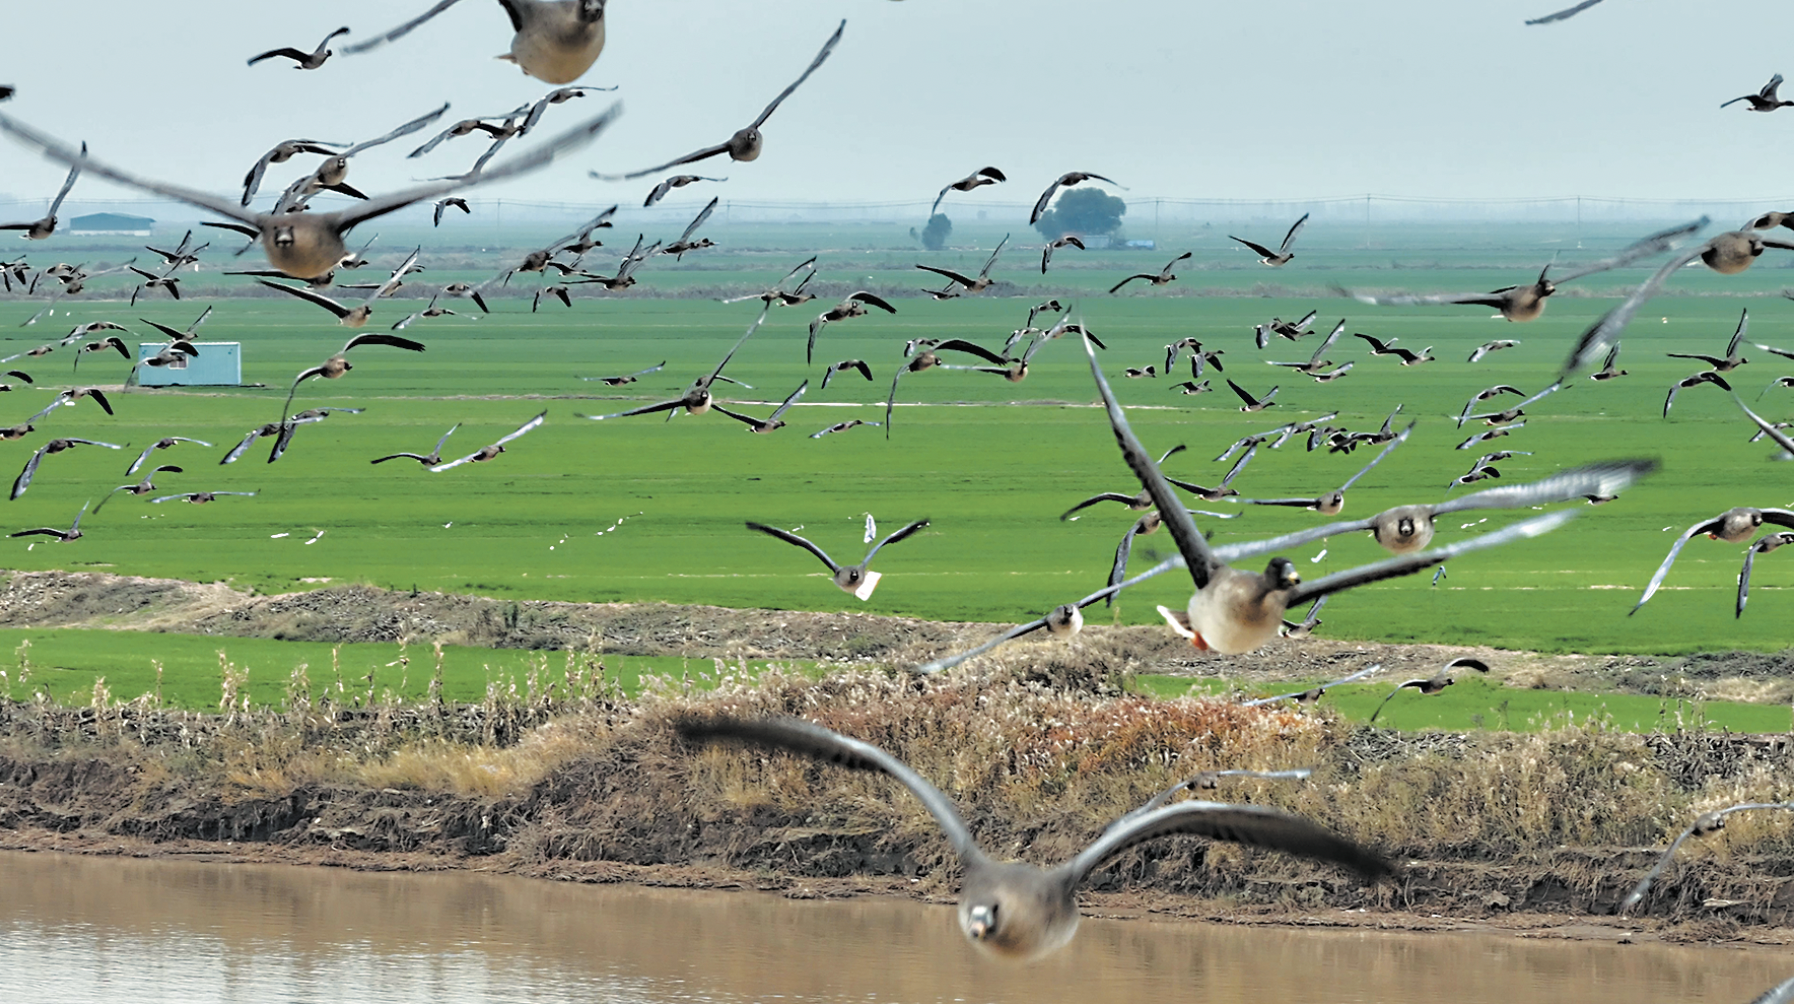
508,22,605,84
1186,574,1282,655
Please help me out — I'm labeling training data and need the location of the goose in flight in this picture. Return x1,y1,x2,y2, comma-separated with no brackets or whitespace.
349,1,609,85
1468,339,1520,363
150,491,260,505
1618,802,1794,916
282,329,427,418
372,423,462,466
745,517,928,601
126,437,211,476
431,410,546,471
258,247,423,328
1736,531,1794,618
1109,252,1191,294
1240,661,1382,707
0,105,619,281
631,173,725,208
712,380,807,434
1265,319,1345,375
580,307,766,421
1631,506,1794,615
1354,332,1433,365
12,437,124,499
1367,658,1491,723
608,20,844,178
0,143,81,241
720,256,817,307
1243,423,1413,516
931,166,1006,215
580,361,666,386
239,139,347,206
1077,330,1582,654
1040,235,1085,274
674,715,1392,960
808,291,896,365
9,500,89,542
1459,382,1561,428
95,466,183,512
1030,172,1121,226
660,197,719,259
247,27,350,70
1722,74,1794,112
1225,378,1279,412
1229,213,1308,266
883,338,1009,437
914,234,1009,295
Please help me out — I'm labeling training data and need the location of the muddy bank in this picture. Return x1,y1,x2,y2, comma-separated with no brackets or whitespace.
1,667,1791,944
0,570,1789,700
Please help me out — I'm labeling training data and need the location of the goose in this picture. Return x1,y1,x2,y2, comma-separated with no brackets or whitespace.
221,409,359,465
807,291,896,365
1632,506,1794,614
432,197,471,226
372,423,462,466
1225,378,1278,412
441,282,493,314
1736,531,1794,617
609,21,844,178
1279,595,1329,638
1240,661,1383,707
142,230,209,270
9,500,89,542
1309,361,1354,383
1722,74,1794,112
1456,423,1524,450
1459,381,1561,428
632,173,725,209
1663,371,1731,417
1123,366,1155,379
247,27,350,70
1759,377,1794,399
720,256,817,307
1170,380,1212,394
239,140,346,206
1061,445,1241,519
280,104,455,203
1618,802,1794,916
712,380,807,434
1030,172,1121,225
1229,213,1308,266
1349,220,1703,322
1102,505,1242,604
883,338,1010,437
94,466,182,512
809,418,880,438
1468,339,1520,363
0,144,81,240
914,234,1009,295
1266,318,1346,374
660,197,718,259
0,369,31,391
431,410,546,471
12,437,124,499
745,517,927,600
569,232,659,291
408,105,533,159
1591,343,1629,381
127,264,183,306
1255,310,1319,347
257,246,422,328
0,106,618,281
580,308,765,421
150,490,260,505
1077,330,1581,653
502,205,616,276
1456,384,1524,423
125,437,211,476
72,336,130,371
392,293,474,331
820,359,872,390
1243,423,1413,516
31,386,115,422
579,361,666,386
675,715,1391,961
1367,658,1491,723
520,84,616,132
281,329,427,418
1667,307,1751,372
1446,460,1502,491
1354,332,1433,365
931,166,1006,215
349,1,609,85
1109,252,1191,294
268,407,365,463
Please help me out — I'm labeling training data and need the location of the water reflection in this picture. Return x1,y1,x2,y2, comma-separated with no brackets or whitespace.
0,850,1786,1004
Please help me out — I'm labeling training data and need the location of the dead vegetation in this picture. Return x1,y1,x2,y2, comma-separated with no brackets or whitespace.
1,651,1791,936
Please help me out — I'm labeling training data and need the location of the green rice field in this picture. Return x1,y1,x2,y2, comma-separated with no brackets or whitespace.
2,218,1793,673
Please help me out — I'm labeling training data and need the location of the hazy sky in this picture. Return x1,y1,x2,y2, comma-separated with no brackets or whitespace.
2,0,1790,215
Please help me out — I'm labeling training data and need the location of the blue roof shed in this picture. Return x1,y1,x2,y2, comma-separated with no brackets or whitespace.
136,342,241,386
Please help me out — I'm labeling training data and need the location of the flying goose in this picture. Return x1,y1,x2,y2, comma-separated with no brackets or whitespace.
1722,74,1794,112
1243,423,1413,516
1456,384,1523,423
1229,213,1309,267
73,336,130,371
1663,371,1732,417
1225,377,1278,412
12,437,125,499
1456,423,1525,450
580,307,766,421
0,144,81,240
142,230,208,270
95,465,182,512
1632,506,1794,614
0,369,30,391
1266,318,1345,374
1468,339,1520,363
126,437,211,476
1240,661,1388,708
247,27,350,69
1446,459,1502,491
1030,172,1121,225
1349,220,1703,323
569,232,659,290
1459,381,1561,428
914,234,1009,295
258,247,422,328
809,418,881,438
349,0,609,85
1078,330,1580,653
745,517,928,600
1736,531,1794,617
931,166,1006,215
1367,658,1491,723
712,380,807,434
431,410,546,471
30,386,115,423
720,256,817,307
9,500,89,542
820,359,872,390
1618,802,1794,916
408,104,533,159
1109,252,1191,294
610,20,844,178
392,293,474,331
282,330,427,417
432,197,471,226
1354,333,1433,365
220,408,357,465
0,106,618,281
1061,445,1240,519
580,361,666,386
239,139,346,206
1170,380,1212,394
660,197,718,259
883,338,1009,437
127,264,183,306
1667,307,1751,373
630,174,725,208
1103,504,1242,604
150,490,260,505
372,423,461,466
675,715,1392,960
1254,310,1319,348
277,104,455,205
807,291,897,365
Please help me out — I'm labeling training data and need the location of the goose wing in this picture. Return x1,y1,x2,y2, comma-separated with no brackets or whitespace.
749,20,846,129
1285,511,1576,607
1063,800,1391,890
862,517,929,564
746,521,841,574
1630,514,1732,614
343,0,470,52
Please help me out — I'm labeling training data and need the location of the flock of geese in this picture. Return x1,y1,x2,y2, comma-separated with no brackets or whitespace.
1,1,1792,976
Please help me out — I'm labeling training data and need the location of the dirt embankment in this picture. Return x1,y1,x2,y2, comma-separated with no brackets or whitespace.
0,570,1789,701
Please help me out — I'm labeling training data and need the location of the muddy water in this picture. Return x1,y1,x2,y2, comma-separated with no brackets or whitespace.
1,851,1788,1004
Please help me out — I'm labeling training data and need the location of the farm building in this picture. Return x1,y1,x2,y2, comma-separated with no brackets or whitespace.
135,342,240,387
68,213,155,236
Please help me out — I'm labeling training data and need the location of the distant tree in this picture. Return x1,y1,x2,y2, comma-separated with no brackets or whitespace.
1033,189,1126,241
920,212,952,251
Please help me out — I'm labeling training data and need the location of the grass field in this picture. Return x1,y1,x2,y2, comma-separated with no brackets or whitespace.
0,219,1792,665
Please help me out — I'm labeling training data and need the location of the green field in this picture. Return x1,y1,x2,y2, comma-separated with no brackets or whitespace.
1,219,1793,662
